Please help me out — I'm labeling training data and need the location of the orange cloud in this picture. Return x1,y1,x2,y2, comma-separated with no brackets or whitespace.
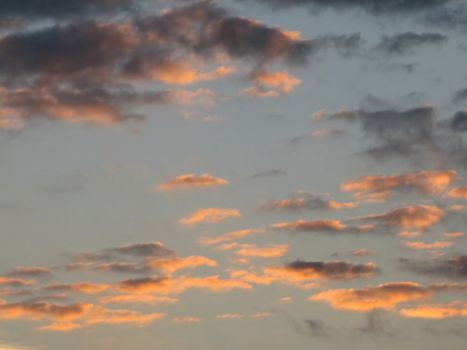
235,244,289,258
341,170,458,201
198,228,265,246
352,249,372,256
444,231,464,239
399,302,467,319
145,256,217,273
356,205,444,230
43,283,110,294
146,61,235,85
0,277,34,287
446,187,467,199
116,275,252,295
0,300,165,331
242,69,301,98
179,208,241,226
403,241,452,250
309,282,430,312
100,294,178,305
157,173,228,191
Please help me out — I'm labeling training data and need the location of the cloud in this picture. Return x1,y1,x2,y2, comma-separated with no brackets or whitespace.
172,316,202,324
399,302,467,319
105,241,176,258
304,319,331,338
7,266,52,279
399,255,467,279
262,191,356,211
67,241,216,276
250,169,287,179
198,228,265,246
403,241,452,250
331,105,435,155
267,260,378,281
246,0,448,15
341,170,458,201
230,260,378,287
271,219,372,235
234,244,289,258
0,1,312,131
449,111,467,132
446,186,467,199
100,295,178,305
242,69,301,98
0,0,133,20
116,275,253,294
354,205,444,231
42,283,110,295
309,282,430,312
0,277,34,287
157,173,228,191
352,249,372,256
374,32,447,55
179,208,241,226
452,89,467,104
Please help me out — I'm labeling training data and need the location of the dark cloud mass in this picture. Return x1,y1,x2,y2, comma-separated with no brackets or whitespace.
285,260,379,280
0,1,313,129
375,32,447,55
400,255,467,279
245,0,449,14
0,0,133,19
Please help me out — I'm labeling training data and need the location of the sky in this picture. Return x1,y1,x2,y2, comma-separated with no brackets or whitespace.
0,0,467,349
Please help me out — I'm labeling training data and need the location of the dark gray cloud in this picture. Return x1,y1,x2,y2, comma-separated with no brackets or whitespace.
450,111,467,132
304,319,331,338
0,1,314,129
400,255,467,279
251,169,287,179
424,3,467,31
284,260,379,280
311,33,365,58
375,32,447,55
0,0,134,20
244,0,450,15
261,191,355,212
105,242,176,258
452,88,467,104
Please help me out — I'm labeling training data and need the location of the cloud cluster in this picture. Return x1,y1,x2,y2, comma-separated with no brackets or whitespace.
0,1,312,130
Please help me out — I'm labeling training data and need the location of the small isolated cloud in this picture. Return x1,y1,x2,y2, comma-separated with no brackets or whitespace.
157,173,228,191
179,208,241,226
251,169,287,179
172,316,202,324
